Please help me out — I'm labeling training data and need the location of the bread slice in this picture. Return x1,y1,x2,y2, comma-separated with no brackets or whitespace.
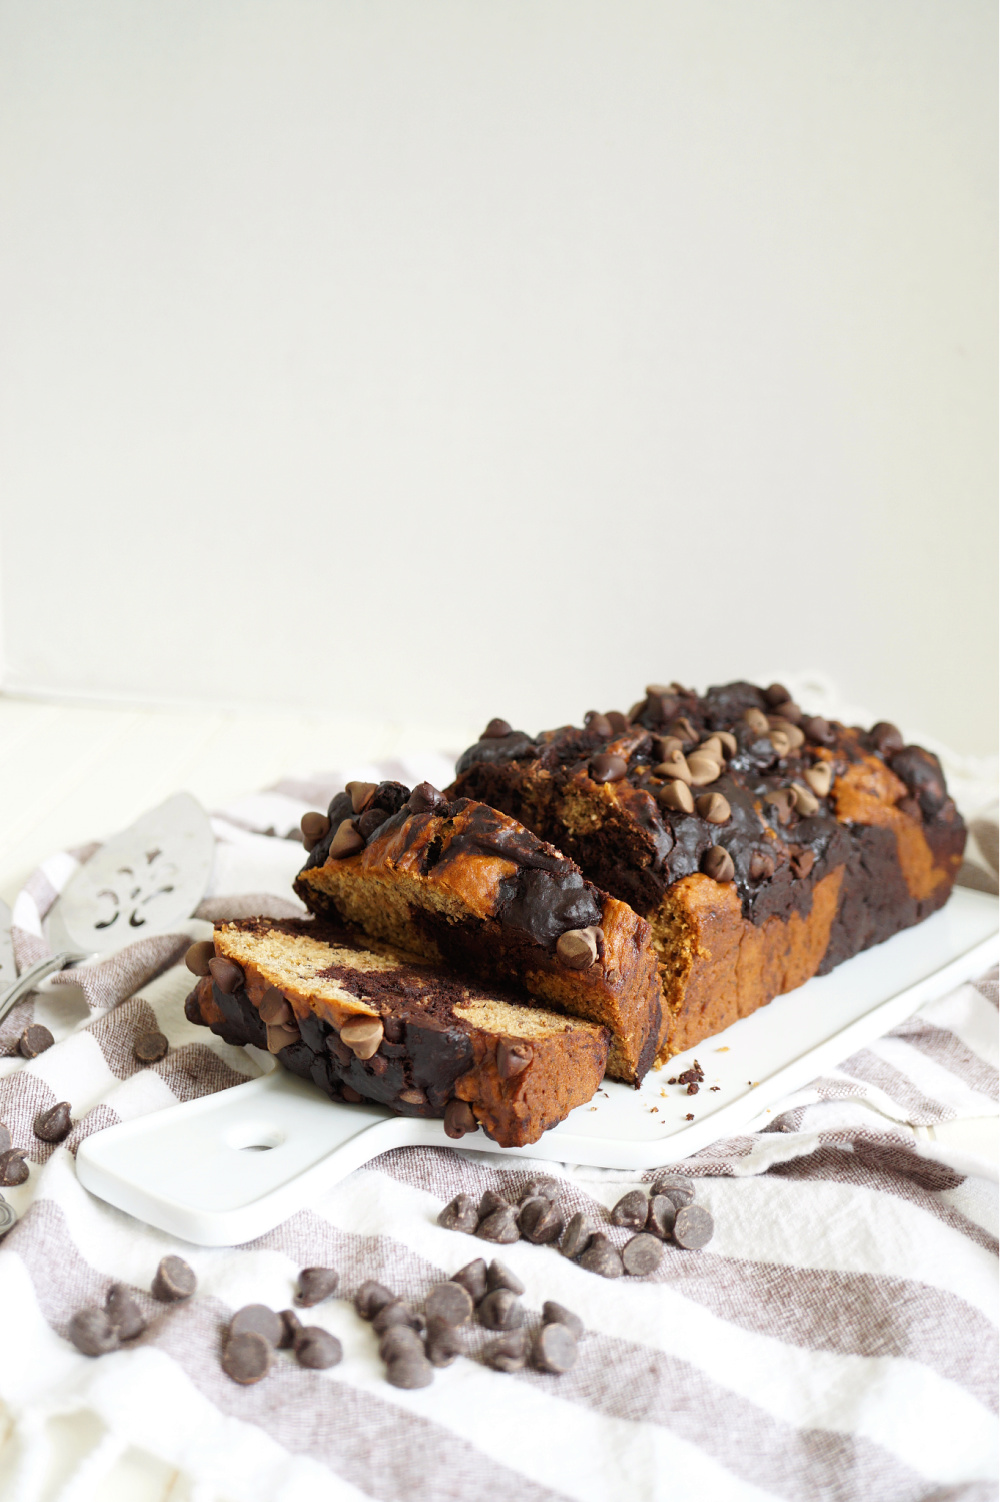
292,781,663,1084
184,918,608,1149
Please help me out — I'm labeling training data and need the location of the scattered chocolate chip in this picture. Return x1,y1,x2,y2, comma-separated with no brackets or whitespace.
354,1280,395,1321
584,711,614,738
443,1098,478,1139
646,1195,676,1238
452,1259,488,1303
749,850,776,881
294,1327,343,1369
555,926,602,971
802,715,834,744
791,848,816,879
407,781,446,813
424,1316,466,1367
610,1190,648,1229
803,762,834,798
373,1300,422,1335
327,819,365,860
478,1288,523,1330
425,1281,473,1327
686,753,722,787
658,780,695,814
519,1198,563,1245
476,1207,519,1244
701,845,735,882
695,793,731,825
792,783,819,816
437,1193,479,1233
521,1176,559,1203
230,1304,283,1346
208,957,243,995
622,1233,664,1276
652,1174,694,1206
104,1284,146,1341
34,1101,72,1142
152,1255,196,1302
560,1212,592,1259
340,1014,383,1059
871,722,904,758
579,1234,624,1279
482,718,513,740
222,1331,272,1384
542,1301,584,1339
496,1040,533,1079
590,753,628,784
258,988,292,1026
0,1150,28,1187
295,1266,339,1307
301,810,331,842
19,1024,54,1058
486,1259,525,1295
673,1203,714,1249
277,1309,302,1348
386,1351,434,1388
346,780,378,814
485,1329,528,1372
379,1324,424,1362
133,1030,169,1064
744,707,770,733
477,1189,510,1220
68,1307,119,1356
533,1321,577,1374
185,940,216,976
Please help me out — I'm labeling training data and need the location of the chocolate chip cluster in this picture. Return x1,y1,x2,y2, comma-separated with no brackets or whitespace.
300,778,441,864
66,1254,196,1356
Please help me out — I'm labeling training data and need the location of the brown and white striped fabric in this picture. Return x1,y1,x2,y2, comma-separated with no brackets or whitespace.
0,770,996,1502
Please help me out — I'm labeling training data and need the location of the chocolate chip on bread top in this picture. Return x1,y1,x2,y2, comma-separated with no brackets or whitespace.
293,780,663,1084
449,681,966,1060
184,920,608,1149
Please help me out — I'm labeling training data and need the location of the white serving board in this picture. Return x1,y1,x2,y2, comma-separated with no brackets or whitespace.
76,888,998,1246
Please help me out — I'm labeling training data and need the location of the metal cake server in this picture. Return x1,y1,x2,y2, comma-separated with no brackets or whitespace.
0,792,215,1025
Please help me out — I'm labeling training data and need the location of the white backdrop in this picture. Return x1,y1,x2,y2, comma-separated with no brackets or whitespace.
0,0,995,752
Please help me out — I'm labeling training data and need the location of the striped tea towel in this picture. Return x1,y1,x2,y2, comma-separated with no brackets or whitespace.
0,764,996,1502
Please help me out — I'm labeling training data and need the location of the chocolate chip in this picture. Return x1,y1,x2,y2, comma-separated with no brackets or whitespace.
452,1259,488,1303
610,1190,648,1229
277,1309,302,1347
496,1040,533,1078
590,753,628,784
478,1288,523,1330
673,1203,714,1249
222,1331,272,1384
655,749,693,784
152,1255,196,1302
133,1030,169,1064
437,1193,479,1233
354,1280,395,1321
372,1300,421,1335
744,707,770,733
266,1022,300,1054
257,988,292,1026
695,793,731,825
802,715,834,744
327,819,365,860
0,1150,28,1187
68,1307,119,1356
357,806,388,840
208,957,243,995
560,1212,593,1259
606,710,630,733
485,1329,528,1372
764,683,790,707
792,783,819,816
803,762,834,798
769,729,791,757
386,1352,434,1388
379,1324,424,1362
340,1014,383,1060
475,1207,519,1244
519,1199,563,1245
19,1024,54,1058
301,811,331,841
871,722,904,758
425,1281,473,1327
652,735,685,762
749,850,775,881
686,753,722,787
295,1266,339,1307
294,1327,343,1369
555,926,602,970
579,1234,624,1278
407,781,446,814
424,1316,466,1367
346,780,378,814
443,1098,478,1139
771,718,805,749
669,716,699,744
104,1284,146,1341
542,1301,584,1339
622,1233,664,1276
701,845,735,882
477,1189,510,1220
230,1304,283,1346
584,711,614,738
764,786,797,823
184,940,215,976
33,1100,71,1143
658,780,695,814
486,1259,525,1296
533,1321,577,1374
643,1194,674,1238
521,1176,559,1203
342,1085,364,1103
652,1174,694,1206
791,848,816,879
482,718,513,740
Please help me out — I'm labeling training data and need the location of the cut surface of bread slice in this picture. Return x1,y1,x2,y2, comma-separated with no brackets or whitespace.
185,918,608,1149
293,782,663,1084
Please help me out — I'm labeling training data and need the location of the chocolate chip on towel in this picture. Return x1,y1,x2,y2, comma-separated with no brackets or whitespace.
68,1307,119,1357
133,1030,169,1064
478,1289,523,1331
34,1101,72,1142
372,1300,422,1335
610,1190,648,1229
486,1259,525,1296
486,1330,528,1372
105,1284,146,1341
424,1317,466,1367
379,1325,424,1363
542,1301,583,1340
151,1255,196,1302
533,1322,578,1375
673,1204,714,1250
425,1281,473,1327
19,1024,54,1058
476,1207,519,1244
477,1188,510,1221
622,1233,664,1276
437,1193,478,1233
294,1327,343,1369
295,1266,339,1306
518,1197,563,1244
452,1259,488,1304
277,1309,302,1348
579,1234,624,1279
230,1305,283,1347
0,1150,28,1187
354,1280,395,1321
651,1174,694,1207
520,1176,559,1203
386,1352,434,1388
222,1331,272,1384
646,1195,676,1239
560,1212,593,1260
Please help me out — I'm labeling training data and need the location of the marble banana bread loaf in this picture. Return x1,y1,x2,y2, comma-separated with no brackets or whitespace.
184,920,608,1149
293,779,663,1084
450,682,966,1060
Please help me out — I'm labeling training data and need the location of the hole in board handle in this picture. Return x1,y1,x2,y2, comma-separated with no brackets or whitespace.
224,1123,286,1153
